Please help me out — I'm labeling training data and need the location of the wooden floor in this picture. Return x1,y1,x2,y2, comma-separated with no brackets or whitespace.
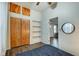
5,42,44,56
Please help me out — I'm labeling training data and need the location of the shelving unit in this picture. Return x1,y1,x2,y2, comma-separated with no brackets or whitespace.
31,20,41,39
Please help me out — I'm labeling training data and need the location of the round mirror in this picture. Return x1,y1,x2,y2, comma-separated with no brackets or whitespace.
62,23,75,34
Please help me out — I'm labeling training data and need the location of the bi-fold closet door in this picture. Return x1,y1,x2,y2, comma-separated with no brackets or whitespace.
21,19,30,46
10,17,30,48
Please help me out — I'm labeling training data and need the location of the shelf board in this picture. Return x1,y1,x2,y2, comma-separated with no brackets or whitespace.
32,35,40,36
32,21,40,22
32,31,41,32
32,26,41,28
32,36,41,38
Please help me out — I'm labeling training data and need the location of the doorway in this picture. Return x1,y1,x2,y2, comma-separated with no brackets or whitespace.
49,17,58,48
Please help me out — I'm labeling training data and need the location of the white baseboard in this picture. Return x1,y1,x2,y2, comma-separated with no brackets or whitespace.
1,50,6,56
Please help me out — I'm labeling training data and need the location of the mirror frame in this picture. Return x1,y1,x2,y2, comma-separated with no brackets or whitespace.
61,22,75,34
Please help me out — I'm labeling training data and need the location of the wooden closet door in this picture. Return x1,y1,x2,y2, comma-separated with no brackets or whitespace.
10,17,21,48
21,20,30,45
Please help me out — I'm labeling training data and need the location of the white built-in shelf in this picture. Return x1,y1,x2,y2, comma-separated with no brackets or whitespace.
31,20,41,40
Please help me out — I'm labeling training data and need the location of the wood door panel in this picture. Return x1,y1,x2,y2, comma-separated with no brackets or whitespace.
22,7,30,16
10,17,21,48
21,20,30,45
10,3,20,14
10,17,30,48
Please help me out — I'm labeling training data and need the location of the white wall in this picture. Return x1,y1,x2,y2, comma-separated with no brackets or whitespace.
0,2,8,56
0,3,2,55
41,2,79,55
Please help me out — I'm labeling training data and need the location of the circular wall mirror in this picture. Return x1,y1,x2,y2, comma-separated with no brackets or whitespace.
62,23,75,34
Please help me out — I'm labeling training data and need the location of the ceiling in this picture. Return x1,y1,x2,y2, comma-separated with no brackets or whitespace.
21,2,57,12
30,2,49,12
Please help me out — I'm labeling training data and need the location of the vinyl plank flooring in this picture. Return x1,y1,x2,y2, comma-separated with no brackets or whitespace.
5,42,44,56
